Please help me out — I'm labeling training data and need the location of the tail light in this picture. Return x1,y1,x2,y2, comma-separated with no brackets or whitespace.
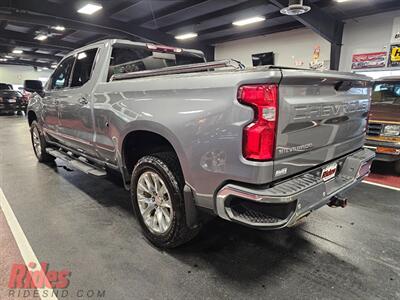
237,84,278,161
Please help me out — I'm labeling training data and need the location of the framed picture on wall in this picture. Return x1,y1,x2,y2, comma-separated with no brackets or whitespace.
252,52,274,66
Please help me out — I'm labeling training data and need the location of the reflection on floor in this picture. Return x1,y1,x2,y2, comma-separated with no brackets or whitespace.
364,161,400,189
0,115,399,300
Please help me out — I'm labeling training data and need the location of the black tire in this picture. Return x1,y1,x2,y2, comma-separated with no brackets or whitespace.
131,152,200,248
395,160,400,175
30,121,55,163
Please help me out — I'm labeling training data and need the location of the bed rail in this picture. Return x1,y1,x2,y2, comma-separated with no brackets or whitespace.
110,59,244,81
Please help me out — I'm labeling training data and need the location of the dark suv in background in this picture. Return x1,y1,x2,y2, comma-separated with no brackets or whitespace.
0,82,27,114
365,76,400,173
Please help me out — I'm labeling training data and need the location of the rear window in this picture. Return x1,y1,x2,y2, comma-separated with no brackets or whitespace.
372,81,400,104
0,83,12,90
108,44,205,81
0,90,22,98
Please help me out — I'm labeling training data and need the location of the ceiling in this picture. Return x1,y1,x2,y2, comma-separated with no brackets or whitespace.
0,0,399,69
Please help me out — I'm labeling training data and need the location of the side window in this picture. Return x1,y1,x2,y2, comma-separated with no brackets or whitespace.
70,48,98,88
49,56,75,90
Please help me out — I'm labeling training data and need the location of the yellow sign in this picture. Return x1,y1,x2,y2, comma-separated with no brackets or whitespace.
391,46,400,62
389,44,400,67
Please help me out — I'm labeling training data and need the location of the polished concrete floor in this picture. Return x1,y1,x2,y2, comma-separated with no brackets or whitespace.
0,115,399,300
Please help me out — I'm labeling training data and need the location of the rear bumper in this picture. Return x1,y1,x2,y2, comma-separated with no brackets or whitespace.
215,148,375,229
0,102,26,112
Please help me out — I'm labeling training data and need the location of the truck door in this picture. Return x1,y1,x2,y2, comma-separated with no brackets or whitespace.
42,56,75,141
57,48,98,157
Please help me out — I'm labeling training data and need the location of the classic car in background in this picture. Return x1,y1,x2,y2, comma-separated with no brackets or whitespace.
365,76,400,173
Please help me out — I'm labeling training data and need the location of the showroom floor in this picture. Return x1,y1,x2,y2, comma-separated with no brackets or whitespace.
0,115,399,300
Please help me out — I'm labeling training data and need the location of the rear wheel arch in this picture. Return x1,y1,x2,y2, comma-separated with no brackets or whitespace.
121,129,187,182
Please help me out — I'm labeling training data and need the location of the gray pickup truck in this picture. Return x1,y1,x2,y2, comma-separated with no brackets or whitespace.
26,39,375,248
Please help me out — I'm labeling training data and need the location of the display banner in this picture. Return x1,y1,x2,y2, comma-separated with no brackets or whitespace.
388,44,400,67
351,52,387,69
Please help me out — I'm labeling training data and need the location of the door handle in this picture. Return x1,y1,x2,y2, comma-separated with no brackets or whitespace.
78,97,89,105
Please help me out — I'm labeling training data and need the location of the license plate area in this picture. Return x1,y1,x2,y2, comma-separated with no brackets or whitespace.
321,163,338,182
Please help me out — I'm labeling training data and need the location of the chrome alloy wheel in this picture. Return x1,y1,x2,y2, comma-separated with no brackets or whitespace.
137,171,173,234
32,127,42,157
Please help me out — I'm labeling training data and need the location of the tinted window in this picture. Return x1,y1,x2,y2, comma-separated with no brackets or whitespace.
0,83,12,90
108,45,205,80
71,48,98,87
49,56,75,90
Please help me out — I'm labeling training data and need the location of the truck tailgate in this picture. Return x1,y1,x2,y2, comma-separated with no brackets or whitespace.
273,69,371,180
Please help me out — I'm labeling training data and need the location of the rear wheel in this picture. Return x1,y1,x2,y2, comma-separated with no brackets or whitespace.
131,152,200,248
30,121,55,163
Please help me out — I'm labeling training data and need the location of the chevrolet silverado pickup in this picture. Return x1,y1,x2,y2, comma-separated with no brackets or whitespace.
26,39,375,248
365,76,400,173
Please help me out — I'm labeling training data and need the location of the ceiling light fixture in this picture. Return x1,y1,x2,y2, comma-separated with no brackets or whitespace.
77,3,103,15
52,25,65,31
232,16,266,26
280,0,311,16
35,34,48,41
4,55,13,59
51,64,57,68
12,49,23,54
175,32,198,40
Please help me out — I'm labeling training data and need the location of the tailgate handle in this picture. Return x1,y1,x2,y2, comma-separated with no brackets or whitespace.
335,80,354,91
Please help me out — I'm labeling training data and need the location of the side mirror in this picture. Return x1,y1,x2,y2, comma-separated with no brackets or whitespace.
24,80,43,93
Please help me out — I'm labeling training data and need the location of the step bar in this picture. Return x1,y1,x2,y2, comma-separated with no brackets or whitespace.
46,148,107,177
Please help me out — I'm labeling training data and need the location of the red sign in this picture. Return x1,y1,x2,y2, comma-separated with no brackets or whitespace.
351,52,387,69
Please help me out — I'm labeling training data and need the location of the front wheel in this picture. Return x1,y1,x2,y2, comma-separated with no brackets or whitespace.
30,121,55,163
131,153,199,248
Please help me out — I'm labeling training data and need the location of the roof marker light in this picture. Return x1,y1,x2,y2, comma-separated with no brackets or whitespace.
146,44,183,53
